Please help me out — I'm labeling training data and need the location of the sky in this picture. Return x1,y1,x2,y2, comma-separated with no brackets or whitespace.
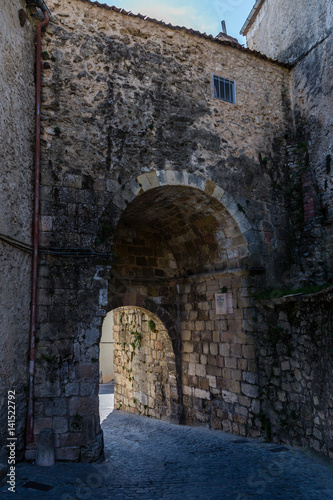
103,0,256,45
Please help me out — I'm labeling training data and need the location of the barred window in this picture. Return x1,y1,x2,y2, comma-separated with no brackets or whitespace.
213,75,235,104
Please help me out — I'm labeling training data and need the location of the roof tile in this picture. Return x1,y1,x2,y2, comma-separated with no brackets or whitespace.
77,0,291,68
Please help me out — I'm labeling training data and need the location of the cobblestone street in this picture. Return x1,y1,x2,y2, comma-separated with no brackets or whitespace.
8,407,333,499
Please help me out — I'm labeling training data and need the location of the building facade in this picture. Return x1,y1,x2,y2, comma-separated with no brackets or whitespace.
0,0,332,469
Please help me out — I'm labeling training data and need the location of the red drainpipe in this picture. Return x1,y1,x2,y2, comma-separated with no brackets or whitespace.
26,8,50,446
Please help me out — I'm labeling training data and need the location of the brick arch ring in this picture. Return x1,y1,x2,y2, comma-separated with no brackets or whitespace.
111,169,256,251
109,293,178,343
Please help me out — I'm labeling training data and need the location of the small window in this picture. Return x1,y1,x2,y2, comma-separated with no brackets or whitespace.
213,75,235,104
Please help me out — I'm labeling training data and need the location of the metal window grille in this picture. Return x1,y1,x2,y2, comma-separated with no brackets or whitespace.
213,75,235,103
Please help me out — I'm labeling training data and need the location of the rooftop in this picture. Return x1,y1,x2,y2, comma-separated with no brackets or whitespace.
77,0,290,68
240,0,266,36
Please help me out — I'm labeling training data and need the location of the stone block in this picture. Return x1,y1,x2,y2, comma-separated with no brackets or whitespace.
33,418,53,435
183,385,193,396
230,344,242,358
222,420,232,433
206,365,222,377
242,345,256,360
239,396,251,408
183,341,193,353
281,360,290,371
235,405,248,417
230,369,242,381
65,382,80,397
238,358,247,370
194,388,211,400
208,375,217,388
202,342,209,354
195,364,206,377
188,363,195,376
220,343,230,356
201,331,212,342
77,363,99,379
53,417,68,434
55,447,80,461
204,179,216,196
181,329,191,341
209,343,218,356
200,354,208,365
55,432,83,448
45,398,67,417
241,383,259,398
212,184,225,201
216,356,224,368
225,357,237,369
227,380,241,393
189,353,200,363
195,321,205,331
199,378,209,390
213,331,220,342
242,371,258,384
69,396,98,416
36,429,55,466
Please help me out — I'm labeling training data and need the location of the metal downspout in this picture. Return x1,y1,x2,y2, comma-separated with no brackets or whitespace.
26,7,49,446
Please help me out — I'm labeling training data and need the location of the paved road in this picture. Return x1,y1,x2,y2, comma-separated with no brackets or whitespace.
4,410,333,499
99,382,114,423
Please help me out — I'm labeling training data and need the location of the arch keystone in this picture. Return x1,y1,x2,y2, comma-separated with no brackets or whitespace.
165,170,182,185
136,173,149,191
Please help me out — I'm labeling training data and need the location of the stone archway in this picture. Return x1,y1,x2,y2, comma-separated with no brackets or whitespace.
29,171,263,463
107,295,183,423
112,306,180,422
109,170,255,256
104,172,262,434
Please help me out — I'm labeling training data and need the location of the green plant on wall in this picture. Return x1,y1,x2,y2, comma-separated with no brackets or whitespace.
148,319,156,331
130,330,142,351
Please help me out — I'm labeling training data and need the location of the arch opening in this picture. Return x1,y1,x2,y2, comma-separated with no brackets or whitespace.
100,306,180,423
99,311,115,424
112,185,249,281
102,181,260,434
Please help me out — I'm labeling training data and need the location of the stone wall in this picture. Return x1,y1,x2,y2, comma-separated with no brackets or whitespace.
28,258,107,462
22,0,333,462
178,270,262,435
113,273,263,438
21,0,297,460
40,0,292,282
256,287,333,459
245,0,331,64
244,0,333,284
1,0,331,465
113,307,179,421
0,0,36,471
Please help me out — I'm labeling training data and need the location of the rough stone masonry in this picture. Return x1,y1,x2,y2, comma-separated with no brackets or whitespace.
1,0,332,467
27,0,292,461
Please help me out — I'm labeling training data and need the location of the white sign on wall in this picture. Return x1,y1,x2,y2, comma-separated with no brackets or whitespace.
215,292,233,315
215,293,227,314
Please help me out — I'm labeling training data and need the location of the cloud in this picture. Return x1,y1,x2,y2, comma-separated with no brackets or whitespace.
114,1,218,35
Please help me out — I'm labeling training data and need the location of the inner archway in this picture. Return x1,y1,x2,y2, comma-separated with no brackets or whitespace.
102,306,179,422
112,184,249,280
